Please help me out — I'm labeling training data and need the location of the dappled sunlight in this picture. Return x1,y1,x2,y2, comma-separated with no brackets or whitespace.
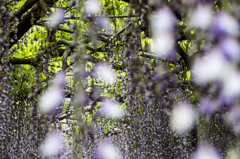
3,0,240,158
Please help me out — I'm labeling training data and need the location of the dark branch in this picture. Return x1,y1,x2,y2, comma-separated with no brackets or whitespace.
9,0,59,49
178,33,196,41
38,15,138,23
176,44,190,69
140,52,179,65
13,0,38,20
10,58,39,67
62,49,71,71
10,49,65,66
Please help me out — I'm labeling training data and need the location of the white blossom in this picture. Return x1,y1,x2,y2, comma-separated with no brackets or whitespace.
39,87,63,113
214,12,239,37
85,0,101,14
193,145,221,159
39,72,65,113
151,7,176,35
94,63,117,84
95,141,121,159
40,132,63,157
220,37,240,62
153,34,174,58
48,9,65,28
192,48,232,85
170,103,195,133
189,5,213,30
101,101,125,118
222,72,240,98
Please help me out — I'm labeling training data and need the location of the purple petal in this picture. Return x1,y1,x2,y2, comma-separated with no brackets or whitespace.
48,9,65,28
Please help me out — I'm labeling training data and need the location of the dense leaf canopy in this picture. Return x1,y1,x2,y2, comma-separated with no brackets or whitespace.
1,0,240,158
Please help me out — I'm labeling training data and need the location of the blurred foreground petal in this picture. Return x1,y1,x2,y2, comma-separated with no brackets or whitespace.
220,37,240,62
188,5,213,30
170,103,195,133
94,141,121,159
193,145,221,159
212,12,239,38
151,7,176,34
153,34,174,58
192,49,231,85
85,0,101,14
40,132,63,157
39,72,65,113
48,9,65,28
39,87,63,114
100,101,125,118
94,63,117,84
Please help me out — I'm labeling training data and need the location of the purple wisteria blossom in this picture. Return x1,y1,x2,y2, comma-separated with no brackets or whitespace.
48,9,65,28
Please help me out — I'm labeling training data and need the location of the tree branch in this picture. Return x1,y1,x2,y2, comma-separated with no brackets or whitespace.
9,47,103,67
9,0,59,49
140,52,179,65
38,15,138,23
53,39,106,52
62,49,71,71
13,0,38,20
10,57,39,67
10,49,65,66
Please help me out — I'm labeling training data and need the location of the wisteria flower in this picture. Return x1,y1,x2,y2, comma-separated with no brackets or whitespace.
39,71,65,113
211,12,239,38
222,72,240,99
188,5,213,30
151,7,176,35
220,37,240,62
39,87,63,114
94,140,121,159
93,63,117,84
193,144,221,159
225,106,240,133
192,48,232,85
40,132,64,157
48,9,65,28
100,101,125,118
170,103,195,133
97,16,110,31
85,0,101,14
153,34,175,58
